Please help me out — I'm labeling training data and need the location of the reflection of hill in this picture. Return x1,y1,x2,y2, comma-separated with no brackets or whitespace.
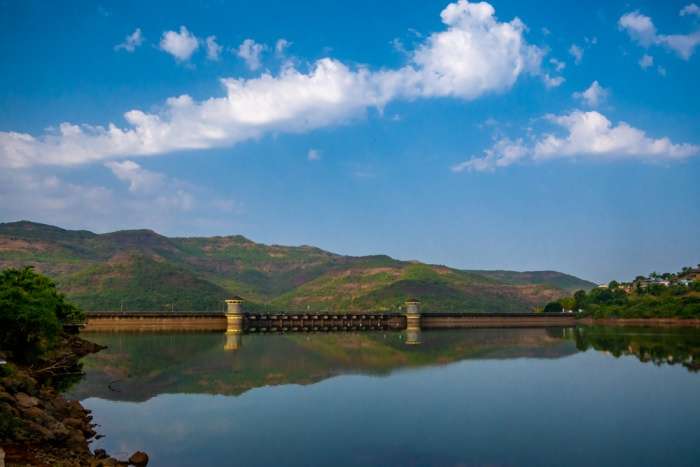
67,329,576,402
573,326,700,372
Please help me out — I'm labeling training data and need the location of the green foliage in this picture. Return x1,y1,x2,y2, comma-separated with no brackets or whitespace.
562,273,700,319
543,301,563,313
0,267,84,361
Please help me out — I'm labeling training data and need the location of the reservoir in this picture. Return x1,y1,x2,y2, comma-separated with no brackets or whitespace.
67,327,700,467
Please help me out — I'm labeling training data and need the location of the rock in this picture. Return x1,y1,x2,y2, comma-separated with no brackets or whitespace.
0,390,14,404
128,451,149,466
64,417,84,429
94,448,108,459
15,392,39,408
22,405,45,420
46,421,71,440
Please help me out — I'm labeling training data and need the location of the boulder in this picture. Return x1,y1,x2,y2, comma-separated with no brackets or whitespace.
15,392,39,408
22,405,45,420
128,451,149,466
94,449,108,459
63,417,84,429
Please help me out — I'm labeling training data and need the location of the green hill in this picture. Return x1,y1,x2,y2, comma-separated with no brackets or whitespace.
0,220,596,312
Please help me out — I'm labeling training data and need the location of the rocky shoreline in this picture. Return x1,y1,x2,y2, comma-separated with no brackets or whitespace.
0,334,148,467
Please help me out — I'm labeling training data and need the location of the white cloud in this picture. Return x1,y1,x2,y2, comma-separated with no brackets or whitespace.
205,36,223,61
104,160,164,193
115,28,143,53
452,138,528,172
542,74,565,88
618,12,657,46
680,3,700,17
619,10,700,59
307,148,321,161
639,54,654,69
549,58,566,72
452,110,699,172
573,81,609,107
275,39,291,56
0,0,552,169
390,37,408,55
159,26,199,61
237,39,266,70
569,44,583,64
0,167,240,233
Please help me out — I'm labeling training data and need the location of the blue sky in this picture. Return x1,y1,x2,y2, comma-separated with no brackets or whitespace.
1,0,699,283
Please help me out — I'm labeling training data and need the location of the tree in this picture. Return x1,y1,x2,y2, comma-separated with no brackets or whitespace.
573,290,587,310
560,297,576,311
608,280,619,290
0,267,84,361
543,301,564,313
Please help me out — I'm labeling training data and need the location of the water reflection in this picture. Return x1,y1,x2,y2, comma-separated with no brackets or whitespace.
69,328,577,402
573,326,700,372
68,326,700,467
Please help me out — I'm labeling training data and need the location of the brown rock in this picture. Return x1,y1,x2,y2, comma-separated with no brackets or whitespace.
0,390,14,404
46,421,71,440
128,451,149,466
15,392,39,408
94,448,108,459
64,417,84,429
22,405,45,419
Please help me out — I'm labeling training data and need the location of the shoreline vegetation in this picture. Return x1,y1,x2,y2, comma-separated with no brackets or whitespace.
0,267,148,466
543,265,700,320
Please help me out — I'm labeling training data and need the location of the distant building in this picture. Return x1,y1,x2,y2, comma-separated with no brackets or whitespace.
680,268,700,282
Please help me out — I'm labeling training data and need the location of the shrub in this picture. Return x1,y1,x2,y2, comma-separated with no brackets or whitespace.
543,301,564,313
0,267,84,362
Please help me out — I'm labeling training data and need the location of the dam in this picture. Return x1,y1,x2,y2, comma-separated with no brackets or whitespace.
82,297,578,332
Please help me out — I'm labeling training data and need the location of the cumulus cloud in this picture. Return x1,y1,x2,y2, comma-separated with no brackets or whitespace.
205,36,222,61
0,0,553,169
569,44,583,64
680,3,700,17
275,39,291,56
307,148,321,161
452,110,699,172
115,28,143,52
159,26,199,61
573,81,609,107
619,10,700,59
237,39,266,70
104,160,165,193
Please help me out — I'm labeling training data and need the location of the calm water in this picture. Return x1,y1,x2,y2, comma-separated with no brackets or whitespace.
67,327,700,467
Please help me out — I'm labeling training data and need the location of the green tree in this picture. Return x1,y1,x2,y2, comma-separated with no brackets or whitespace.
560,297,576,311
543,301,564,313
608,280,619,289
573,290,587,310
0,267,84,361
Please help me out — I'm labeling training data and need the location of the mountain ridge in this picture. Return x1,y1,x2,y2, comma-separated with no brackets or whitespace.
0,220,596,312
